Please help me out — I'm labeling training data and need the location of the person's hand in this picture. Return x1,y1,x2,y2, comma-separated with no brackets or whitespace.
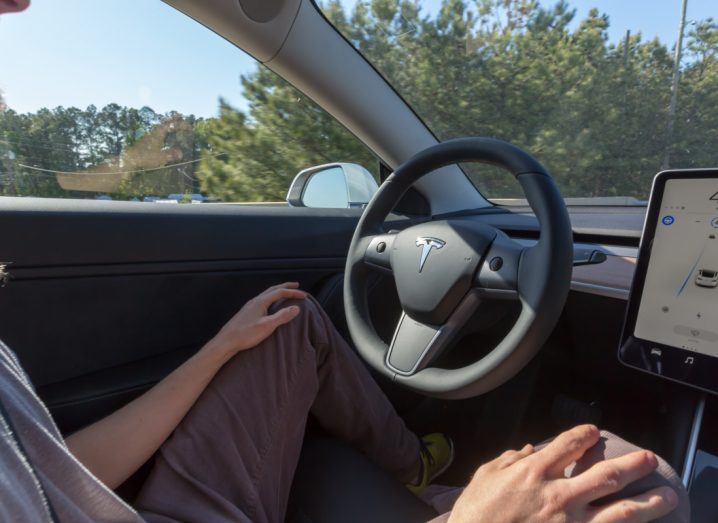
206,282,307,358
448,425,678,523
0,0,31,15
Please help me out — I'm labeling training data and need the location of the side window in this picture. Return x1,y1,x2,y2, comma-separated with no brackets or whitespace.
0,3,379,206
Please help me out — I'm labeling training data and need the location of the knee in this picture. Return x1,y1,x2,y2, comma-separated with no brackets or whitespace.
574,431,690,521
268,294,337,358
268,295,328,343
268,294,322,319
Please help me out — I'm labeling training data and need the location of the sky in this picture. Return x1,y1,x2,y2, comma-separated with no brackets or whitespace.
0,0,715,119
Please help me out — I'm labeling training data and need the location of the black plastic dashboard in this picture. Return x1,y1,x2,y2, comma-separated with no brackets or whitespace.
472,205,645,244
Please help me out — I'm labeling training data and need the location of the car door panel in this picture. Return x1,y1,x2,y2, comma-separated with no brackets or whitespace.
0,197,365,266
1,268,340,386
0,198,410,433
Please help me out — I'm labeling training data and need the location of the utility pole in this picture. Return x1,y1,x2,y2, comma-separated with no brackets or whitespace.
4,150,17,196
663,0,689,170
0,91,18,196
0,143,17,196
623,29,630,68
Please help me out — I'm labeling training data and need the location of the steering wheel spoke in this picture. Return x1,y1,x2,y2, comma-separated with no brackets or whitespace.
386,291,481,376
474,231,524,300
362,233,396,272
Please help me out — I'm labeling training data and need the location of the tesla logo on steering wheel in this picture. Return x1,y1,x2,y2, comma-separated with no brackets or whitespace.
416,237,446,272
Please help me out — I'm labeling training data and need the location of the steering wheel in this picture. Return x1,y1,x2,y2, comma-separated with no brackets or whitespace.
343,138,573,399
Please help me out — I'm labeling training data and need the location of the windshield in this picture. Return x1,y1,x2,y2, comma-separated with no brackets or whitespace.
321,0,717,205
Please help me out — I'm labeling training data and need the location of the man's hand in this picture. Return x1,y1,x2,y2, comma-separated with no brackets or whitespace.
448,425,678,523
207,282,307,358
0,0,30,15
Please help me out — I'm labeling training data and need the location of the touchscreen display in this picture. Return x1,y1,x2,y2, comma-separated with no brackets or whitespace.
634,178,718,357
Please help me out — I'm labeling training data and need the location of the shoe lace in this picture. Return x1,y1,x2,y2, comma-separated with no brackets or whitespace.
420,439,437,469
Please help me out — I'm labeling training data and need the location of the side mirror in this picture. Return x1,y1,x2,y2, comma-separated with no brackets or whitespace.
286,163,379,208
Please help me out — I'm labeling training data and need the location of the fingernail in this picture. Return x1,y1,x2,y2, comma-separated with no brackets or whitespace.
582,424,599,437
646,451,658,467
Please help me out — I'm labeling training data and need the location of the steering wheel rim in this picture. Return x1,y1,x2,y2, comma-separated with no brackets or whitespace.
343,137,573,400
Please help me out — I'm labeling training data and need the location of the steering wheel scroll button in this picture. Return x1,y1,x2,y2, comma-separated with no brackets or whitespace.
489,257,503,271
477,232,522,292
364,234,395,270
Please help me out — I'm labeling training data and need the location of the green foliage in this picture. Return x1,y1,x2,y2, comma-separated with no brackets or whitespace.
321,0,718,199
1,1,717,202
194,70,379,202
0,105,201,199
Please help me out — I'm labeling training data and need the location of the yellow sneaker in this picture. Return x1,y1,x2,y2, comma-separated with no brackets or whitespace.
406,433,454,496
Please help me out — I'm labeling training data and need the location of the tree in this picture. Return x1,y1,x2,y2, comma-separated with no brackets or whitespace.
672,18,718,170
194,70,379,202
0,105,200,199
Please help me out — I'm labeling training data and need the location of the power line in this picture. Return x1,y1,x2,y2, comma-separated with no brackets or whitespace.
0,167,197,185
14,154,222,177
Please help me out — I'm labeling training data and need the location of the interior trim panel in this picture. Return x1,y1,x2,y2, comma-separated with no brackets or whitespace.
0,197,411,268
515,238,638,300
